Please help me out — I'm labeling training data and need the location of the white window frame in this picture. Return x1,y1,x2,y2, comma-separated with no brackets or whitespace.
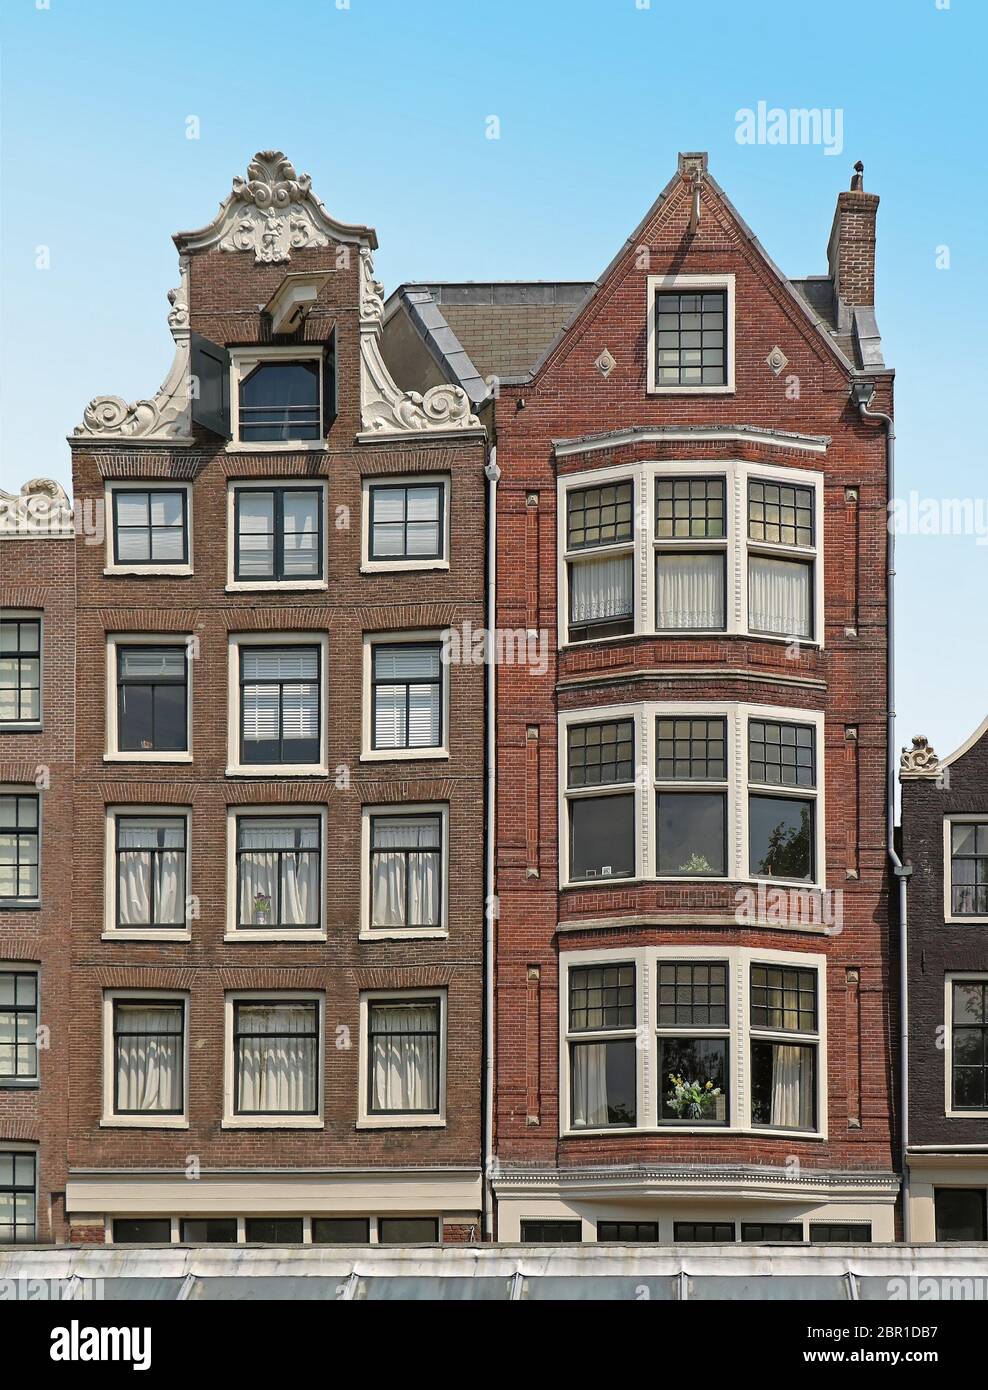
646,272,736,395
0,784,42,909
944,972,988,1120
101,989,190,1129
360,473,450,573
357,988,447,1129
559,944,827,1139
359,802,449,940
361,630,450,762
0,609,43,732
226,631,329,777
558,700,826,891
104,634,193,765
229,347,326,453
225,479,328,592
0,962,40,1088
103,805,192,942
223,990,325,1130
225,804,326,942
103,482,193,577
943,816,988,925
556,458,824,649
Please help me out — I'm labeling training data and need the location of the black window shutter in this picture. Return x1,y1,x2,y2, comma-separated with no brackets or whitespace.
190,333,231,438
323,331,338,431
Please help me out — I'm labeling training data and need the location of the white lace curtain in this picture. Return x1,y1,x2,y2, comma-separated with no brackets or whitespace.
117,819,185,927
371,818,440,928
238,820,319,927
657,552,725,628
571,1043,611,1128
569,554,633,624
769,1043,814,1129
236,1004,317,1113
115,1005,183,1112
749,556,811,638
370,1004,438,1112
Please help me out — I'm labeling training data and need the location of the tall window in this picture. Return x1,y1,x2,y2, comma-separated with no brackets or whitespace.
369,813,441,931
112,1000,184,1115
0,616,41,725
653,288,728,388
950,823,988,916
655,477,727,630
951,981,988,1110
238,361,321,442
0,1153,36,1244
233,1001,319,1115
239,646,320,766
749,964,818,1131
236,816,320,930
656,962,728,1125
655,717,727,877
367,999,440,1116
233,487,322,582
115,816,186,929
567,963,637,1129
116,646,188,753
368,483,445,562
566,719,635,881
565,482,635,643
112,489,187,565
748,719,816,882
0,794,39,903
747,479,815,639
371,643,443,751
0,972,38,1083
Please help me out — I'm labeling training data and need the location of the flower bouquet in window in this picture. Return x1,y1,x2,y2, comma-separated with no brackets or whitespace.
666,1073,722,1121
252,890,272,924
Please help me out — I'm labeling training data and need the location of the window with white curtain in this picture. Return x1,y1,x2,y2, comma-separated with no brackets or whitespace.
369,813,441,930
236,816,320,930
567,964,637,1129
233,486,322,582
233,1000,320,1116
749,964,818,1131
565,482,635,643
367,999,441,1115
371,642,443,751
747,479,815,639
112,1000,185,1115
115,816,186,928
239,645,320,765
655,477,727,630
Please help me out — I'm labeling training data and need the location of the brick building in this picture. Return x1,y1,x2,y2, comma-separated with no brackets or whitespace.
388,152,900,1241
0,478,75,1244
61,152,488,1246
899,727,988,1242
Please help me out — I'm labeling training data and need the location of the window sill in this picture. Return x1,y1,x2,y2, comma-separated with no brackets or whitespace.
646,385,736,396
226,441,328,454
225,581,327,593
0,723,43,734
224,930,326,943
360,561,450,575
103,752,193,765
104,566,193,578
0,1080,39,1090
222,1116,324,1130
945,1109,988,1120
943,916,988,926
100,1117,189,1130
0,901,41,912
101,931,191,943
560,631,822,652
359,749,450,763
358,929,449,942
225,764,328,779
355,1116,446,1130
561,1125,825,1140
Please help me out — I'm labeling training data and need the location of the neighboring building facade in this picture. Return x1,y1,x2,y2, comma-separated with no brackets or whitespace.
388,152,900,1241
63,152,488,1245
0,479,75,1244
900,728,988,1241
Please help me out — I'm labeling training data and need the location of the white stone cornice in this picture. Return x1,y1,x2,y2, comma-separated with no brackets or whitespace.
0,478,74,537
553,425,831,460
490,1163,900,1199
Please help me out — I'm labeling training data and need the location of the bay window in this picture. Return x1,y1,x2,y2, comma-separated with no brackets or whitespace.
655,477,727,630
565,719,636,881
748,719,816,882
564,481,635,642
655,717,727,876
749,963,819,1131
657,962,729,1125
747,479,815,639
567,963,637,1129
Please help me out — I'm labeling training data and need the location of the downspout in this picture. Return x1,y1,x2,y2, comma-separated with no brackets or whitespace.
855,382,912,1241
482,447,500,1240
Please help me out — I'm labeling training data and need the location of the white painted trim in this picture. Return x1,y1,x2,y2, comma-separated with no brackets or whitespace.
646,273,736,395
226,631,329,778
557,699,826,891
102,805,193,942
553,427,830,460
104,633,194,764
359,472,451,573
0,783,42,908
103,481,193,577
944,971,988,1120
359,802,449,940
943,815,988,924
224,478,328,592
360,630,450,762
556,457,823,650
101,989,190,1129
224,804,327,941
357,989,447,1128
223,990,325,1129
0,608,43,733
558,943,828,1141
228,346,325,450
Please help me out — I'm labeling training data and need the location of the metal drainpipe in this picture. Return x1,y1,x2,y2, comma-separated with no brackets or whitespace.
482,447,500,1240
856,384,912,1242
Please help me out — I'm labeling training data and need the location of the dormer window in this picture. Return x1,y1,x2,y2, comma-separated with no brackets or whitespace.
239,362,320,442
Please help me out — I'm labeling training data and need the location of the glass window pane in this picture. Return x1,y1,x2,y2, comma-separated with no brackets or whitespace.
656,552,725,629
750,964,817,1032
239,362,320,442
568,554,634,638
751,1040,816,1129
749,719,815,788
749,795,814,881
566,482,634,549
568,720,634,787
934,1189,987,1242
569,963,635,1030
570,1038,636,1127
659,1037,728,1124
656,792,726,876
748,555,812,638
655,476,726,539
653,292,726,387
570,794,635,880
656,717,726,781
657,962,728,1027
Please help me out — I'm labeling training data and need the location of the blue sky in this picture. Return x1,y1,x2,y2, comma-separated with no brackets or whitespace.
1,0,985,760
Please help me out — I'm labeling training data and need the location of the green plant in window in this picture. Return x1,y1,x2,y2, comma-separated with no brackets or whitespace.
678,852,714,875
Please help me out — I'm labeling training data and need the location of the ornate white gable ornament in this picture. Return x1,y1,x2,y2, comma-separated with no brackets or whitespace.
0,478,74,536
899,735,941,779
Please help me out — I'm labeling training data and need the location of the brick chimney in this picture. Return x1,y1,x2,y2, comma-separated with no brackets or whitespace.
827,161,879,313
